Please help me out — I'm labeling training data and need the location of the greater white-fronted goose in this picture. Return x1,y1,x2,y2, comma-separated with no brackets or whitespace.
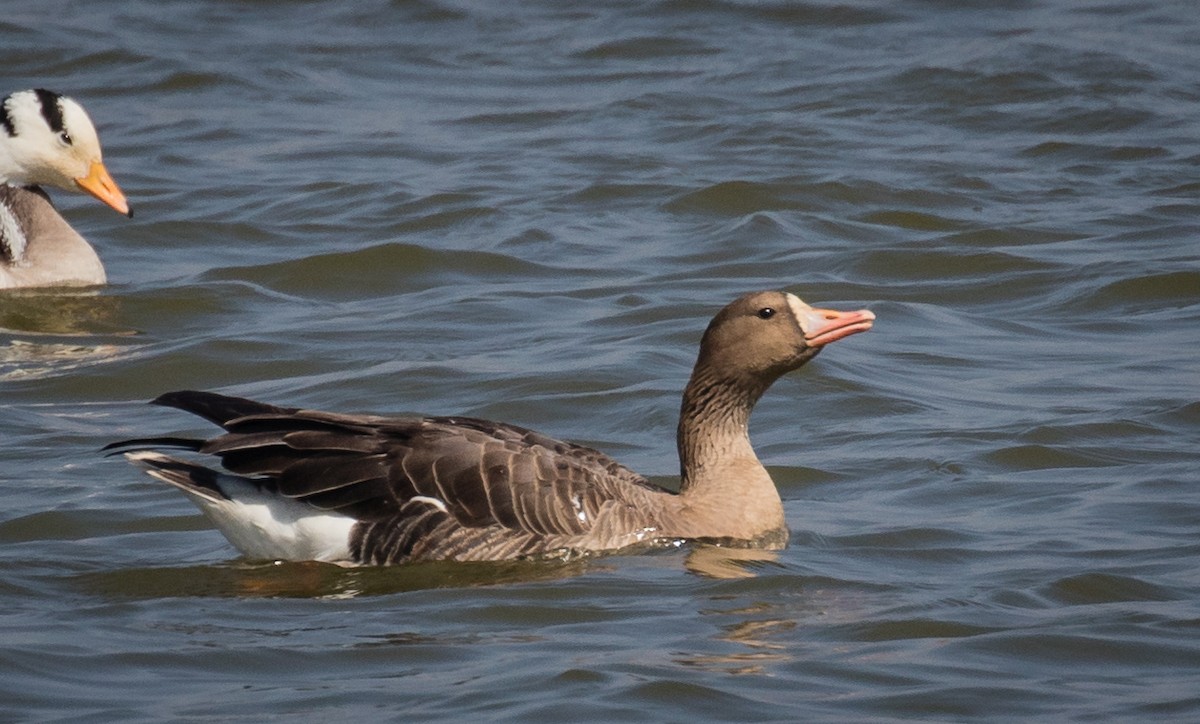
1,88,131,289
107,291,875,565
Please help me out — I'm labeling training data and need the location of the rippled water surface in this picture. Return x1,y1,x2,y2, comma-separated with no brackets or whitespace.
3,1,1198,721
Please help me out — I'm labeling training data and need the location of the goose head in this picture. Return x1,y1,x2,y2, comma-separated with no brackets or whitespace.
695,290,875,386
0,88,131,217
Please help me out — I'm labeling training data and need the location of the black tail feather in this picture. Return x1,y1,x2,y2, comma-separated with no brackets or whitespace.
101,436,205,456
124,451,233,502
152,390,295,427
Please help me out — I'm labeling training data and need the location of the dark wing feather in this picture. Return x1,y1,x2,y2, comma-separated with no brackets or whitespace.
278,454,389,496
152,390,294,425
125,391,666,562
279,430,382,453
101,436,204,454
302,476,395,513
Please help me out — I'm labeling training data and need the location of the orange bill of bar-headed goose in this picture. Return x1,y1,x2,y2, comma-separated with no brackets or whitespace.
1,88,131,289
106,291,875,566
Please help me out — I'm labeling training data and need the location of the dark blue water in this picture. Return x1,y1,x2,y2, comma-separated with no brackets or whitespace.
2,1,1198,720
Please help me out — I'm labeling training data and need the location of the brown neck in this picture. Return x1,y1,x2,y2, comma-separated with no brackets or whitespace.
677,363,766,486
671,361,784,540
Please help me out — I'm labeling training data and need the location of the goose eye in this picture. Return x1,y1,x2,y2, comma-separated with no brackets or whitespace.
58,130,72,146
757,307,776,320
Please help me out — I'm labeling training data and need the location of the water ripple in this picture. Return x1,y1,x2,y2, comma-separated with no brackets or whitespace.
3,0,1198,721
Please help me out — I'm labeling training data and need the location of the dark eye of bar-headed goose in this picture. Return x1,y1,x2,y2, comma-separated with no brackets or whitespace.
106,290,875,566
1,88,131,289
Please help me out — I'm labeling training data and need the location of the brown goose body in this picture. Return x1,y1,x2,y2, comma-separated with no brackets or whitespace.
109,291,874,565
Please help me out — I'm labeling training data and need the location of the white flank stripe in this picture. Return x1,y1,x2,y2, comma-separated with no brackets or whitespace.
0,203,27,263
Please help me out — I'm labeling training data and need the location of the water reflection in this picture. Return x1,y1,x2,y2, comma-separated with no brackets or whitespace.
75,557,594,600
0,289,126,335
0,338,128,381
683,545,781,580
677,597,800,676
0,290,132,380
76,542,787,600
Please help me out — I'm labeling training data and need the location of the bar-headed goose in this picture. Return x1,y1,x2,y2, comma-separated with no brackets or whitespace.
1,88,131,289
108,291,875,565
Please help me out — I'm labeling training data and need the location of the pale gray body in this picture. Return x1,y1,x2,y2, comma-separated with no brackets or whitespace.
0,185,105,287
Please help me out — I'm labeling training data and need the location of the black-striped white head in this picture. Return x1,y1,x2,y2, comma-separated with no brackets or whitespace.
0,89,130,216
